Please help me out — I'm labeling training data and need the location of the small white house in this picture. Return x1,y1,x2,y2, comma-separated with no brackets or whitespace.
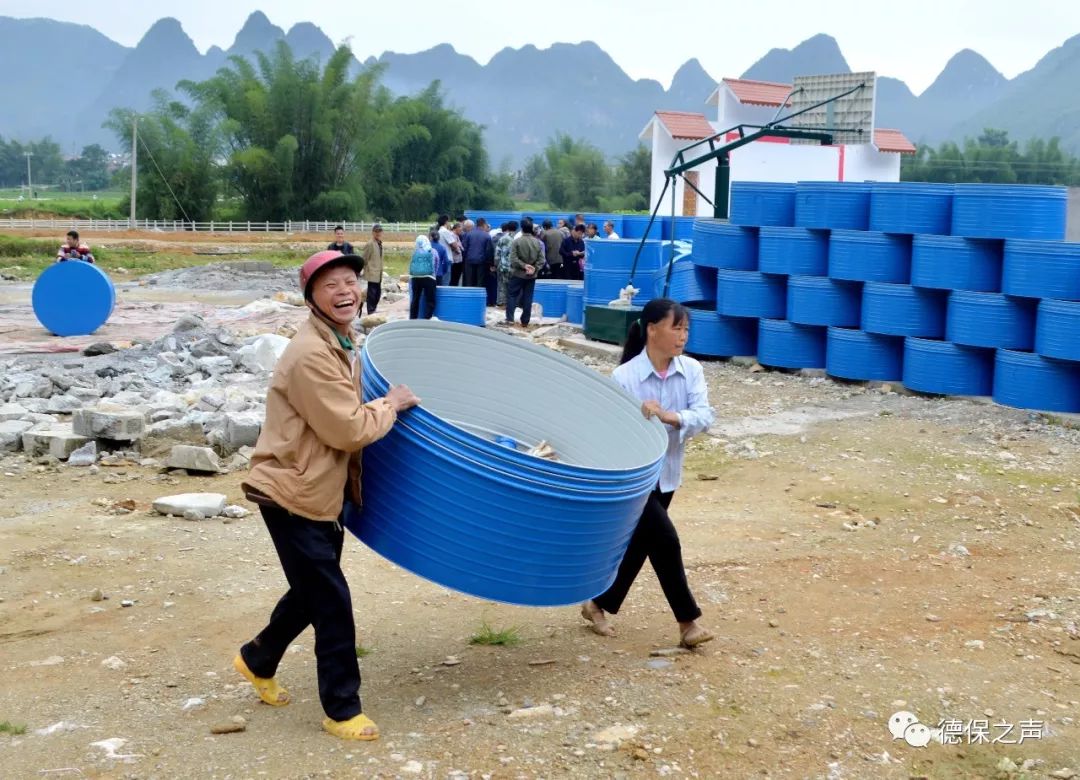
639,77,916,217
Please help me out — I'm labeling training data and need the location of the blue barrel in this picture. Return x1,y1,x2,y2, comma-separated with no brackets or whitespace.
869,182,954,235
910,235,1002,292
671,217,696,240
532,280,571,318
691,220,758,270
861,283,947,338
685,306,757,357
828,230,912,283
993,350,1080,413
787,276,862,327
794,181,873,231
825,328,903,381
758,227,829,276
758,319,826,369
345,321,668,606
32,261,116,337
902,338,994,396
433,286,487,327
621,215,664,240
945,291,1036,350
466,211,522,228
565,285,584,325
654,258,717,305
584,268,650,307
718,271,786,319
585,238,664,273
729,181,796,227
1034,299,1080,361
951,184,1067,240
1002,239,1080,300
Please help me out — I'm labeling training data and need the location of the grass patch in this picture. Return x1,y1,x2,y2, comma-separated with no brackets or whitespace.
468,621,523,647
0,190,125,220
0,721,27,735
355,644,372,658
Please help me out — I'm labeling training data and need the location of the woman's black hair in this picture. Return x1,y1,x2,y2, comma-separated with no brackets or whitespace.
619,297,689,365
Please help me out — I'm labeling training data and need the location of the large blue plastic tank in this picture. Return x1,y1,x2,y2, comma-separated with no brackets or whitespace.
825,328,903,381
951,184,1067,240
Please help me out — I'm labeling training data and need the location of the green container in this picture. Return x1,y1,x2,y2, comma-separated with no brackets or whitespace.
584,305,641,345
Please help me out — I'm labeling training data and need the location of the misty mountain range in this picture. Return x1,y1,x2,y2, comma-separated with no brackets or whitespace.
2,11,1079,168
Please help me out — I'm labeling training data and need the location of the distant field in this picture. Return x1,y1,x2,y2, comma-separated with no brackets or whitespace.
0,189,125,219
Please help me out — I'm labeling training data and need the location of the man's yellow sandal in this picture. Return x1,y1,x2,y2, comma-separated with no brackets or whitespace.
233,654,290,706
323,713,380,741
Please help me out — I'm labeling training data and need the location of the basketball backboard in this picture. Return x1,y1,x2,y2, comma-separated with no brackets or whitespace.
784,72,876,145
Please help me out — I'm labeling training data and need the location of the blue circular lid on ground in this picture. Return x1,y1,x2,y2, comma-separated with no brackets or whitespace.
32,261,115,337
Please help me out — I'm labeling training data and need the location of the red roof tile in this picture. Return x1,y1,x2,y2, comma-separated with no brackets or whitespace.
722,78,793,107
654,111,716,140
874,128,917,154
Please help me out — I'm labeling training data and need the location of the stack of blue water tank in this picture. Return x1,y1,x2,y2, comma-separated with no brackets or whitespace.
678,180,1080,413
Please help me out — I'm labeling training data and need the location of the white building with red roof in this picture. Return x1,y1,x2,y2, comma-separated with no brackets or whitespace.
640,76,916,217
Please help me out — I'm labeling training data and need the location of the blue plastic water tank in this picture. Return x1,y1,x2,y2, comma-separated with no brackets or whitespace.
993,349,1080,413
466,211,523,228
433,286,487,327
345,321,669,606
620,215,664,240
729,181,796,227
565,285,584,325
585,238,664,273
861,282,947,338
951,184,1067,240
532,280,571,318
945,291,1036,350
718,271,786,319
828,230,912,283
794,181,873,230
671,217,696,241
910,235,1002,292
825,327,903,381
902,338,994,396
1034,299,1080,361
653,258,718,305
584,268,651,307
757,227,829,276
691,220,759,270
757,319,827,368
1001,239,1080,300
685,305,757,357
869,182,954,235
787,276,862,327
32,261,116,337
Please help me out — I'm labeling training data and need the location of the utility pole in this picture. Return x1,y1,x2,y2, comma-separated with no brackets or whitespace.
129,116,138,228
24,151,33,199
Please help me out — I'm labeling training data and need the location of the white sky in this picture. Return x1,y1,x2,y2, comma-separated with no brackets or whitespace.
3,0,1077,94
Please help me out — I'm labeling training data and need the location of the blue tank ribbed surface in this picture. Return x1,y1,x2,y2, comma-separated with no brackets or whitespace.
861,282,947,338
993,349,1080,413
787,276,862,327
718,271,786,319
902,338,994,396
757,227,829,276
565,285,584,325
828,230,912,283
691,220,759,270
951,184,1067,240
910,235,1002,292
757,319,827,368
825,328,903,380
432,287,487,327
653,257,718,304
945,291,1036,350
868,182,954,235
1034,299,1080,361
729,182,796,227
795,181,872,230
1002,239,1080,300
685,305,757,357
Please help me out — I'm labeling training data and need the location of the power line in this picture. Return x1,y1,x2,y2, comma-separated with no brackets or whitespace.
136,130,193,224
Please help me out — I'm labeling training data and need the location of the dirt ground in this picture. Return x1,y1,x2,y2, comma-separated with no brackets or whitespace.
1,304,1080,778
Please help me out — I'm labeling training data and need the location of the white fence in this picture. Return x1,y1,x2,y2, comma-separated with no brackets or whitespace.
0,218,432,234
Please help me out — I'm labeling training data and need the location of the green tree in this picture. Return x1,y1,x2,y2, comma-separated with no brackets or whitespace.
602,144,651,211
902,128,1080,185
527,134,611,211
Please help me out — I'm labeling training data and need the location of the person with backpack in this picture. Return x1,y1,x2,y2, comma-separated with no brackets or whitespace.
409,234,438,320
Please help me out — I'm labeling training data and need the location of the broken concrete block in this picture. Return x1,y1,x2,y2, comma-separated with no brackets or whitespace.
73,407,145,441
0,403,29,422
141,419,207,457
197,356,234,376
67,441,98,466
224,413,261,450
252,334,290,372
153,492,227,518
44,394,82,414
167,445,223,473
0,420,34,452
22,429,91,460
